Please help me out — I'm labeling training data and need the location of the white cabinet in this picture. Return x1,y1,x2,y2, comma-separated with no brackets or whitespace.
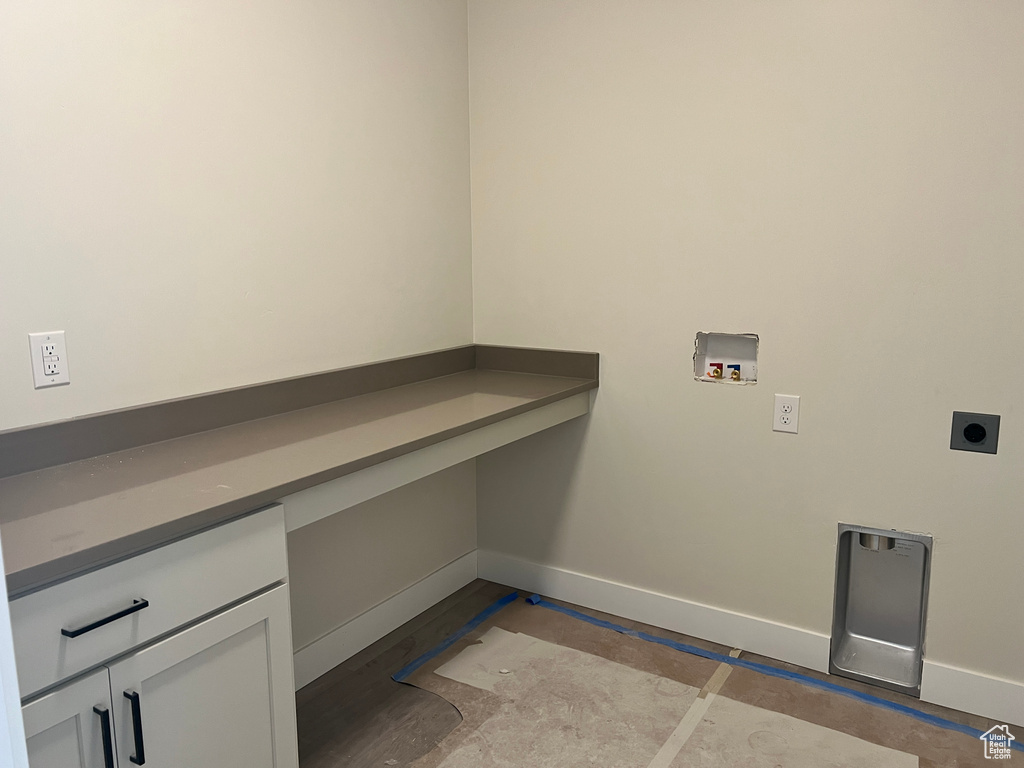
10,509,290,699
108,586,295,768
14,507,298,768
22,669,114,768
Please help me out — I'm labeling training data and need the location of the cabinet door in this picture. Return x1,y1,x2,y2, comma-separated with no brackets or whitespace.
22,668,117,768
107,585,297,768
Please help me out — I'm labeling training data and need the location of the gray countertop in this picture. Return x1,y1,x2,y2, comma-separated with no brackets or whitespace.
0,356,597,598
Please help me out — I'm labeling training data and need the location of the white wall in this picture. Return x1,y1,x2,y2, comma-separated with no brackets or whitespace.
0,0,473,431
470,1,1024,685
0,1,475,696
286,461,476,652
5,0,1020,706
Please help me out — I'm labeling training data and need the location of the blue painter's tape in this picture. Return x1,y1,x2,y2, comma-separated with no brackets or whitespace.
526,594,542,605
531,599,1023,752
392,591,519,683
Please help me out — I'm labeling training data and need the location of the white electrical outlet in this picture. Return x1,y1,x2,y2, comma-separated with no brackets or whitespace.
29,331,70,388
773,394,799,434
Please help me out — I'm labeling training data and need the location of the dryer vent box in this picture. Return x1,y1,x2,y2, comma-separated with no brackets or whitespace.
694,332,758,383
830,524,932,697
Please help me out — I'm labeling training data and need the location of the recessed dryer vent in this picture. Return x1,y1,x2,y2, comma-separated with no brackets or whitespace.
830,524,932,697
694,332,758,383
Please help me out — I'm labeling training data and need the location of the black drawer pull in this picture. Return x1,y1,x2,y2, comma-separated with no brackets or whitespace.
93,705,115,768
61,599,149,638
124,689,146,765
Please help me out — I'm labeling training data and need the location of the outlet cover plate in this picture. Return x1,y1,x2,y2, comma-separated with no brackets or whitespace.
773,394,800,434
28,331,70,388
950,411,999,455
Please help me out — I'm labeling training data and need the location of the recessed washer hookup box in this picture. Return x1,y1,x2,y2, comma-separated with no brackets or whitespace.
693,332,758,383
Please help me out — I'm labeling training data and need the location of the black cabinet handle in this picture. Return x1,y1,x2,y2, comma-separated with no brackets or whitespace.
93,705,115,768
124,690,146,765
61,599,149,638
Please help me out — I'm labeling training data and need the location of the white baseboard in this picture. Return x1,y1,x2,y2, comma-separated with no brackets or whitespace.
292,551,478,690
478,551,1024,728
292,547,1024,727
921,660,1024,728
478,550,830,674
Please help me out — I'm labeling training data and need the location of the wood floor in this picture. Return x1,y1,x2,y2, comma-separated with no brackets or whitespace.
295,580,1000,768
296,580,515,768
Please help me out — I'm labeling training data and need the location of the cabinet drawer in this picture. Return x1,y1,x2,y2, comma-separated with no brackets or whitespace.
11,505,287,698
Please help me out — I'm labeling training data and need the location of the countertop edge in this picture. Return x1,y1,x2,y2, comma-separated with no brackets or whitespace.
0,345,599,479
4,374,597,598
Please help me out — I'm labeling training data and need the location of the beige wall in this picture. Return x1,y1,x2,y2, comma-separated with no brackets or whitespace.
5,0,1020,690
0,1,475,678
0,0,472,431
470,1,1024,682
287,461,476,651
